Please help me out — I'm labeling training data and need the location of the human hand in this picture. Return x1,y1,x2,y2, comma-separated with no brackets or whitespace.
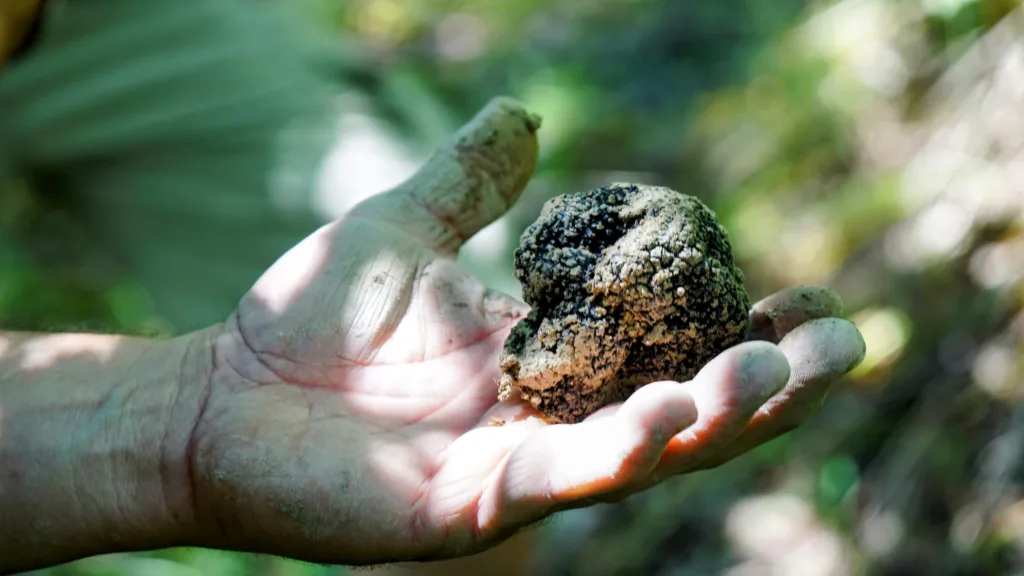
185,98,866,566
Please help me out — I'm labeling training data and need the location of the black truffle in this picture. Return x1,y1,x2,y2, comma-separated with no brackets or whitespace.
498,183,750,424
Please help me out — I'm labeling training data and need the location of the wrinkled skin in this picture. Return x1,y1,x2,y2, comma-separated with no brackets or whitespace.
187,98,866,566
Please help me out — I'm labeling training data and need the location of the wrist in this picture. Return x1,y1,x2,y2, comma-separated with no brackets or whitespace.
151,326,220,548
0,326,218,572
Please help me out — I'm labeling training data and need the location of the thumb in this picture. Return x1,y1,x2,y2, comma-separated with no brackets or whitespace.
360,97,541,255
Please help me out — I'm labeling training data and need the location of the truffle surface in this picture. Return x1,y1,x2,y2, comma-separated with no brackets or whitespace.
498,183,750,424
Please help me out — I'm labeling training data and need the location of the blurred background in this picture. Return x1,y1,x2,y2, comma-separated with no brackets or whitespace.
5,0,1024,574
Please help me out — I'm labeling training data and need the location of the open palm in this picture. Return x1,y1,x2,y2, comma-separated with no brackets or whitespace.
186,98,865,566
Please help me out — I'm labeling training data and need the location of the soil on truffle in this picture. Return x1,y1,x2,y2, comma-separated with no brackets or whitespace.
498,183,750,424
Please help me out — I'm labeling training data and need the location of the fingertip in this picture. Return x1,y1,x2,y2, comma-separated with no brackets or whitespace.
619,381,699,434
697,341,790,408
848,321,867,371
602,382,698,486
723,317,864,451
778,317,866,384
382,96,541,254
742,341,792,393
747,286,845,343
502,382,696,510
481,96,543,133
626,345,791,481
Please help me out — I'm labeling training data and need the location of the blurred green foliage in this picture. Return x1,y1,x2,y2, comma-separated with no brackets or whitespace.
7,0,1024,574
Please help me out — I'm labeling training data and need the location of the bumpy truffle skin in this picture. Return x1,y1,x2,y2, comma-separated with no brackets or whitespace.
498,183,750,424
